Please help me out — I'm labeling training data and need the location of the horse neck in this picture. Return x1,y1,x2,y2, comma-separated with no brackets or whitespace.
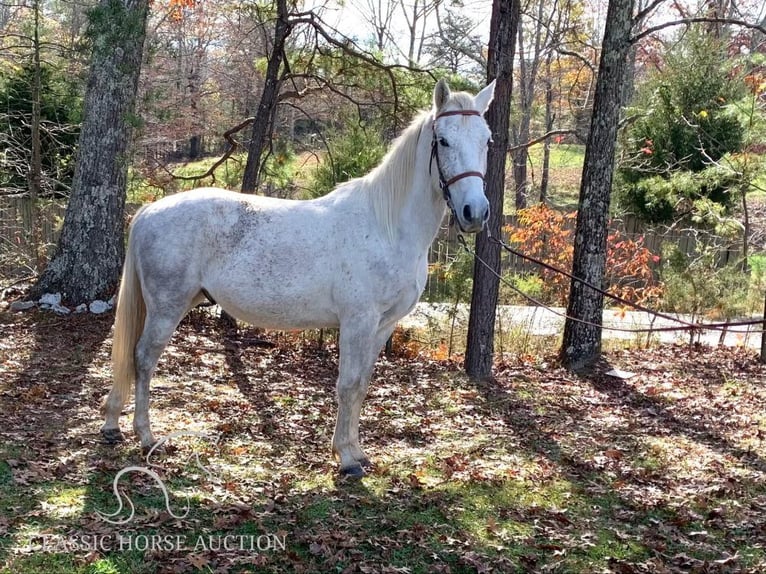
403,138,446,250
380,113,445,251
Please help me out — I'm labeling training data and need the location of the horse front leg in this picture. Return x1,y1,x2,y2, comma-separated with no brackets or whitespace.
333,320,393,477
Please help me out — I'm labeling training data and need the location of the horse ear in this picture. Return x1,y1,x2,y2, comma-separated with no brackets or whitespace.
433,78,451,111
474,80,496,114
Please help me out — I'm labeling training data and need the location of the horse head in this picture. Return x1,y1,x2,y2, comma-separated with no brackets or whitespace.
431,78,496,233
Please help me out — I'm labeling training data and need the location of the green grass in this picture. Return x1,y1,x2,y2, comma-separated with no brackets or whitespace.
527,142,586,168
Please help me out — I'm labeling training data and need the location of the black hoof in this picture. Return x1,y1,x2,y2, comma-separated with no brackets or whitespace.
339,464,366,479
100,428,125,444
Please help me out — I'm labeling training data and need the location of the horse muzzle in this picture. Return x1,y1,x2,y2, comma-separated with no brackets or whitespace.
455,200,490,233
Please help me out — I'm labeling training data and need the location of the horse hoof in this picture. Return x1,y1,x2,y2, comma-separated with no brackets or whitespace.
100,428,125,444
339,464,366,479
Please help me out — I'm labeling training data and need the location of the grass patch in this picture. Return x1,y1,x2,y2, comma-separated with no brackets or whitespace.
504,143,585,212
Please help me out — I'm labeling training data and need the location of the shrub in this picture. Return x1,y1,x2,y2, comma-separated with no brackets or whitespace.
0,64,82,195
260,140,298,197
507,204,664,307
306,122,386,198
659,242,756,320
616,166,742,225
616,27,746,224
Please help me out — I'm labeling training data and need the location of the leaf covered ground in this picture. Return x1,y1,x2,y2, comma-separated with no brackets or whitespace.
1,309,765,573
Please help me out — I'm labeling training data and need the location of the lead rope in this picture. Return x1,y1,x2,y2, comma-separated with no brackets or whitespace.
453,231,765,335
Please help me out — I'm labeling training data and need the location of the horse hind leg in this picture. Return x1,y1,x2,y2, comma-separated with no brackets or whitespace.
132,308,189,451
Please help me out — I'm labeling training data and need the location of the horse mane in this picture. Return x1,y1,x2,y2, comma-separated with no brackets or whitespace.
362,92,476,242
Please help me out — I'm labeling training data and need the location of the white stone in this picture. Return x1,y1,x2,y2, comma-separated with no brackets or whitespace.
39,293,62,306
89,300,110,314
74,304,88,314
51,304,71,315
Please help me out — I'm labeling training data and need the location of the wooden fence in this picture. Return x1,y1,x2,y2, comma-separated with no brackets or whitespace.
0,198,67,280
1,197,743,295
422,214,743,299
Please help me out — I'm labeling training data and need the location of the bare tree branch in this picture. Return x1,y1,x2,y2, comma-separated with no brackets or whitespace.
507,129,579,152
169,117,255,182
633,0,669,24
631,17,766,44
556,47,596,74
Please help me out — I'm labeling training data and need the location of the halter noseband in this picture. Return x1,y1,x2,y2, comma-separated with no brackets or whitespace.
429,109,485,217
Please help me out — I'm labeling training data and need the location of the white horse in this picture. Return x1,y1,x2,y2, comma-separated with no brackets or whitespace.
102,79,495,477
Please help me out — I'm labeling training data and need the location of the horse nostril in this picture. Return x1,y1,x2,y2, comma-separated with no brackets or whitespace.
463,205,472,221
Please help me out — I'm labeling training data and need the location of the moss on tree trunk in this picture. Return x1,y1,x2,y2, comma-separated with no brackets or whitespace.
30,0,149,304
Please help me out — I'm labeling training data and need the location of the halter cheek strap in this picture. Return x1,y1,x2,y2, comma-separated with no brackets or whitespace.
429,109,486,211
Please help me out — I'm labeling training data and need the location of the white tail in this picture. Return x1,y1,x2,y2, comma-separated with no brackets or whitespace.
110,239,146,402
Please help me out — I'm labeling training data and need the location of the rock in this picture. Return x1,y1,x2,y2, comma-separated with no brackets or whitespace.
38,293,70,315
89,300,110,314
9,300,36,312
74,304,88,314
39,293,62,306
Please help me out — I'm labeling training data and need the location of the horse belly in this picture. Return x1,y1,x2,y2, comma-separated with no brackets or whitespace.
225,301,338,330
207,279,339,330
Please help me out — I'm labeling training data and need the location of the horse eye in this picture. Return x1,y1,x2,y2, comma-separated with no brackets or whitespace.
438,137,449,147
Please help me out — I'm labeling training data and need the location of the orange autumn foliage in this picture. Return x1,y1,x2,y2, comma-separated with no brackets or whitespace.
507,204,664,308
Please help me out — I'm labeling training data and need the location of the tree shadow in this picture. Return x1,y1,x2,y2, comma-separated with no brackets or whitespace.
469,354,766,569
578,356,766,473
221,329,283,443
0,309,115,567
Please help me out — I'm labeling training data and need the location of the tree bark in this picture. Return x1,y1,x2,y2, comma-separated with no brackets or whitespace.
189,134,202,159
26,0,43,269
464,0,520,380
29,0,149,304
241,0,291,194
559,0,634,370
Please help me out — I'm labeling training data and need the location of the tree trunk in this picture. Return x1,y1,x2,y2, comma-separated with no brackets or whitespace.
464,0,520,380
29,0,42,202
29,0,149,304
26,0,43,269
241,0,291,194
540,53,554,204
511,20,528,210
189,134,202,159
559,0,634,370
512,149,528,209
